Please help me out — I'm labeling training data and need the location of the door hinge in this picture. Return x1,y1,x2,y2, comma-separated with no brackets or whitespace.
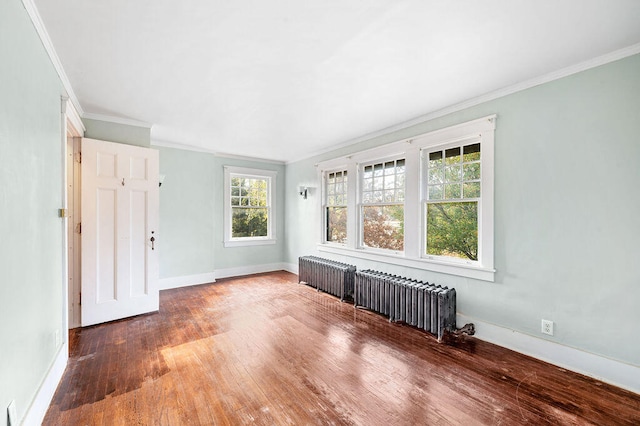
76,222,81,234
76,152,82,163
79,292,81,305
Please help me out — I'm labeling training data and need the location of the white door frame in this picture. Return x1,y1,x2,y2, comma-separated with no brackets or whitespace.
61,96,85,334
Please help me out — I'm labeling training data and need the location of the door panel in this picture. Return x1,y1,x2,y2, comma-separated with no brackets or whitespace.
81,138,159,326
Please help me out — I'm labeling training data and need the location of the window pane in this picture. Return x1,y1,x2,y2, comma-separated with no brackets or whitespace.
232,208,268,238
463,182,481,198
363,177,373,191
428,185,443,200
445,147,461,165
428,168,443,184
429,151,443,168
373,176,383,190
384,175,395,189
444,183,461,199
362,205,404,251
445,165,461,182
463,163,480,180
327,207,347,244
426,202,478,260
463,143,481,162
384,190,395,202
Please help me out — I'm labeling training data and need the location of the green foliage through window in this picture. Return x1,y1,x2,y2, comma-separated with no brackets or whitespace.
230,176,269,238
425,142,480,260
426,202,477,260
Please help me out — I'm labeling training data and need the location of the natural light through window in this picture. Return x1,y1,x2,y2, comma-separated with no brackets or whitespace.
224,166,277,247
316,115,496,281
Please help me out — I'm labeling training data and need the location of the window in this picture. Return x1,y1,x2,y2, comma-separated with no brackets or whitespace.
316,115,495,281
224,166,276,247
360,159,405,251
325,170,348,244
424,142,481,261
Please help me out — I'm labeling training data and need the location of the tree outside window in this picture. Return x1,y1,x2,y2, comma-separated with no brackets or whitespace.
223,166,276,247
361,159,405,251
326,170,348,244
230,177,268,238
425,143,480,260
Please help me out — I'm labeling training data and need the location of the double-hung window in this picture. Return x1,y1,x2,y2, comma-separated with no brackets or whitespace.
223,166,277,247
317,115,495,281
424,142,481,262
360,159,405,252
325,170,348,244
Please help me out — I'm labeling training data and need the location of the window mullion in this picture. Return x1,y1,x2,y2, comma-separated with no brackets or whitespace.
346,161,358,249
404,146,420,258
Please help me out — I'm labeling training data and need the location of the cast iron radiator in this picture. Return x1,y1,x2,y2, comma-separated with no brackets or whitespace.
354,270,456,340
298,256,356,301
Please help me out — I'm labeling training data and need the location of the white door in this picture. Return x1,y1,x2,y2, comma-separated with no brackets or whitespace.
81,138,159,326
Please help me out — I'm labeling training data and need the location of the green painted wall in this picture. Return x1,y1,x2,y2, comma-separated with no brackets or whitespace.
285,54,640,367
83,117,151,147
158,148,286,279
158,147,216,278
0,0,65,424
212,157,286,270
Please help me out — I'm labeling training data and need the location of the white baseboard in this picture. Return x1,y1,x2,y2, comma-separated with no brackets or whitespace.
459,313,640,395
158,272,216,290
282,262,298,275
22,341,68,426
214,263,290,280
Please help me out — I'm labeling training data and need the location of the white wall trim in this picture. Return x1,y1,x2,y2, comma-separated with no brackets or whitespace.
83,112,153,129
283,262,298,275
22,342,68,426
158,272,217,290
151,139,285,165
214,263,289,280
459,313,640,395
287,42,640,165
21,0,84,117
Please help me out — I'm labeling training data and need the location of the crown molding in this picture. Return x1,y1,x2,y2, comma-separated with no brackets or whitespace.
82,112,153,129
61,96,85,135
287,42,640,165
22,0,84,117
151,138,218,154
151,139,285,165
214,151,285,165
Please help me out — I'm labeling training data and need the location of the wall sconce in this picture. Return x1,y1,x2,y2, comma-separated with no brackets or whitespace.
299,186,309,199
159,174,166,187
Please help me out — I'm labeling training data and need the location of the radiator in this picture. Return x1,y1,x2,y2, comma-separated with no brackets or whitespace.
354,270,456,340
298,256,356,301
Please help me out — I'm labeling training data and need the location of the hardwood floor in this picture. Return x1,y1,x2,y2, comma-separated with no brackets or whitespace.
44,271,639,425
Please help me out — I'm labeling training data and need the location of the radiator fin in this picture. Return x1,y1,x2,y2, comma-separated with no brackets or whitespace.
355,270,456,340
298,256,356,301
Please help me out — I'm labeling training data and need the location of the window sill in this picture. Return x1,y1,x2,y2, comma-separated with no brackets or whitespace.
317,244,495,282
224,238,277,248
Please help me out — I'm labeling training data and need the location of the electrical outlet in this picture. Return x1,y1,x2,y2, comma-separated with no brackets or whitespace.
541,319,554,336
7,400,17,426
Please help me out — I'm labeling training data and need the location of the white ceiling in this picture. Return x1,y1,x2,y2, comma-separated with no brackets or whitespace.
34,0,640,163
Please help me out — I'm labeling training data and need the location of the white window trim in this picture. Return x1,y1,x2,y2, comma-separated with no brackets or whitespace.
223,166,277,248
316,115,496,281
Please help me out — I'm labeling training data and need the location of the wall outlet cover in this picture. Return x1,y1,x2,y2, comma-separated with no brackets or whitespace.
541,319,554,336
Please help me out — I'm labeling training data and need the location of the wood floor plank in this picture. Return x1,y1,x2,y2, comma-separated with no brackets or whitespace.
43,271,640,425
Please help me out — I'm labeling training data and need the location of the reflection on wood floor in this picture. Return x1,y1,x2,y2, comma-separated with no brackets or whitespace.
44,271,640,425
